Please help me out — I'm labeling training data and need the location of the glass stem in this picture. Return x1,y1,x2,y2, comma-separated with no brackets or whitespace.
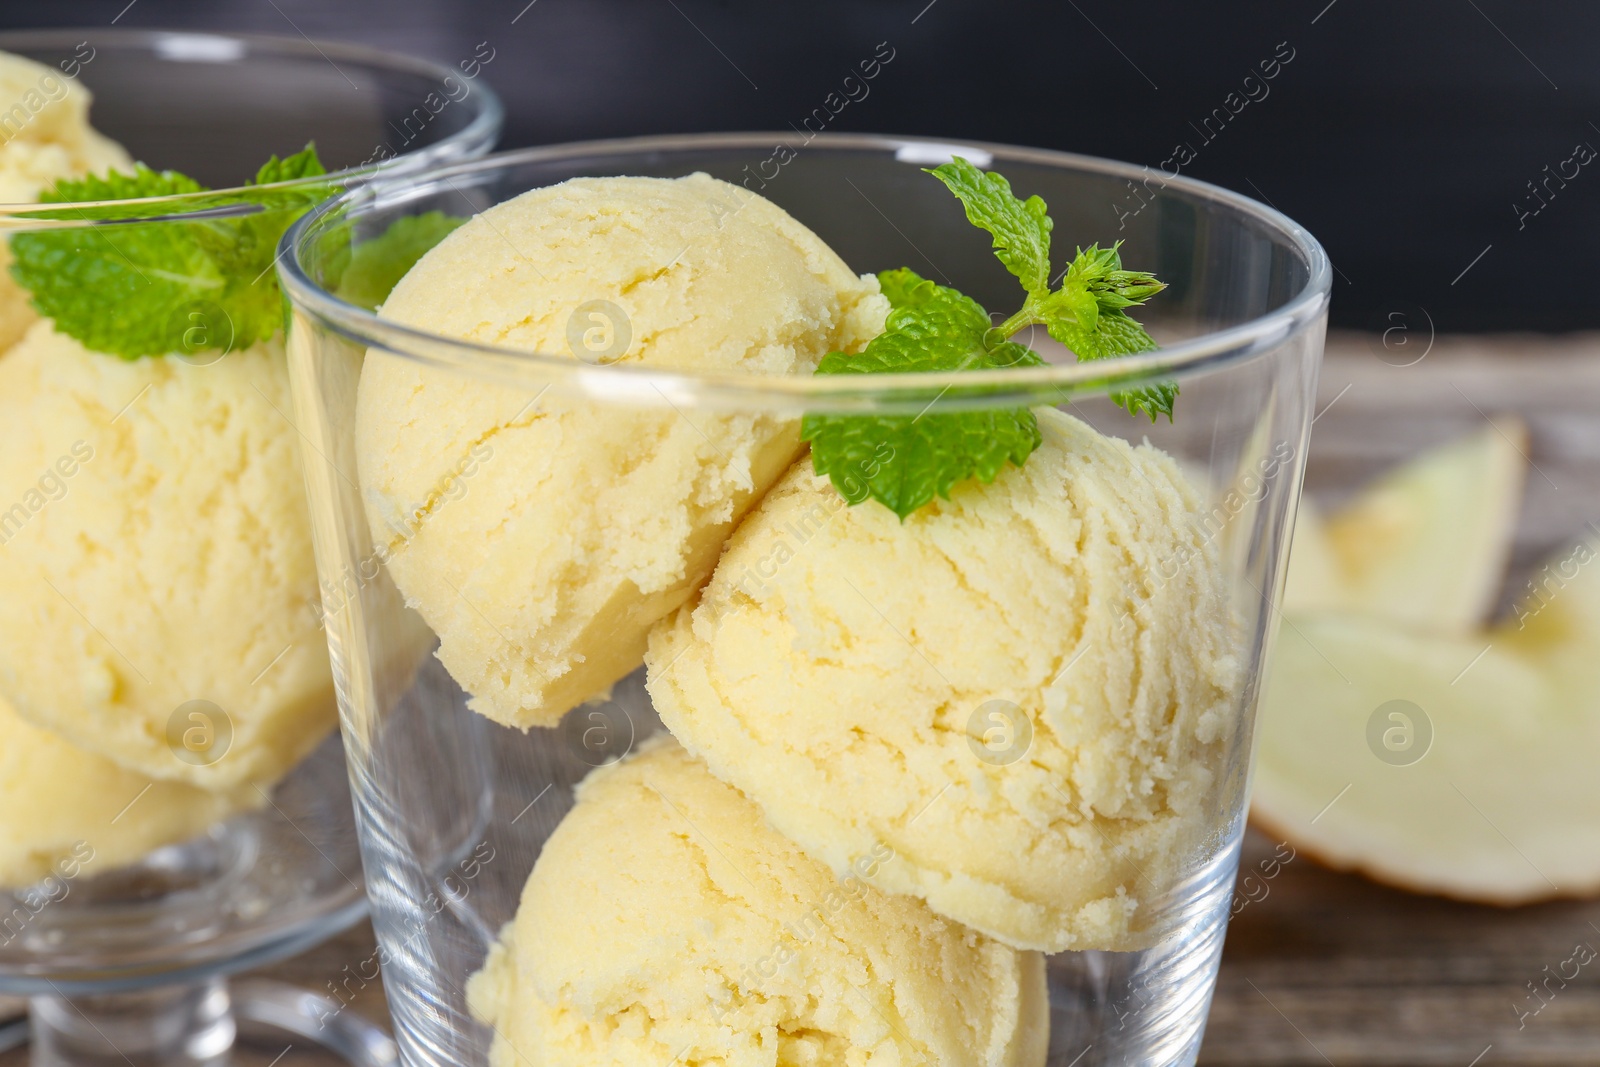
30,978,235,1067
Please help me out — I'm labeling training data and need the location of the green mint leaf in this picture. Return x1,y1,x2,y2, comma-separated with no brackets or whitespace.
803,269,1045,519
807,171,1174,518
331,212,466,309
194,144,333,343
252,144,327,186
816,270,990,373
1094,310,1176,421
1038,242,1175,421
1076,241,1164,310
9,144,329,360
877,265,941,310
1089,269,1165,309
12,165,225,359
1037,284,1101,336
926,157,1053,294
1111,379,1179,422
1041,306,1174,421
1038,242,1164,330
37,164,204,204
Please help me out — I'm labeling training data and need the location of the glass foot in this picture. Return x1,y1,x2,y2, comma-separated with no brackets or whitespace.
30,979,232,1067
16,979,394,1067
0,736,364,999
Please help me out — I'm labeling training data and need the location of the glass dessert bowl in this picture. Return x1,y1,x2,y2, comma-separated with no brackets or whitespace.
280,133,1329,1067
0,28,501,1066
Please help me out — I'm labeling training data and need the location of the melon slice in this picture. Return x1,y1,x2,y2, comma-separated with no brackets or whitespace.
1252,539,1600,904
1320,417,1527,633
1251,614,1600,903
1500,535,1600,690
1282,496,1344,615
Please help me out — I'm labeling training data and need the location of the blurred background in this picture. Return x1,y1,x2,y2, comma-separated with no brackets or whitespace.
2,0,1594,333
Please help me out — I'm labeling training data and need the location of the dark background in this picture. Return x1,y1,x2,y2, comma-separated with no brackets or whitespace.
6,0,1596,333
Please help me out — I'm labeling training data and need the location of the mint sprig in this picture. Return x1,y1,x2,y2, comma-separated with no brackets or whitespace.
803,157,1170,520
927,158,1172,420
329,212,466,310
9,144,330,360
801,268,1043,519
927,159,1054,292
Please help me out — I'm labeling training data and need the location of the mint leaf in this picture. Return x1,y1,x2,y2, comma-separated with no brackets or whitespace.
815,271,990,373
877,265,940,310
38,164,204,203
926,163,1172,419
9,144,330,360
253,144,327,186
805,165,1175,518
1038,243,1174,420
332,212,466,309
194,144,332,348
12,166,225,359
1044,307,1174,422
927,157,1053,293
802,269,1044,519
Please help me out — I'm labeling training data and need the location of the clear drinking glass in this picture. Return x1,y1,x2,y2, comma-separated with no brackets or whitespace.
280,133,1329,1067
0,28,500,1066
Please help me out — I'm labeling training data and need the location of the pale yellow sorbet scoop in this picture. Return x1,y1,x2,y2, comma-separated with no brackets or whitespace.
0,322,336,790
0,692,255,889
646,408,1243,952
355,173,887,728
467,736,1048,1067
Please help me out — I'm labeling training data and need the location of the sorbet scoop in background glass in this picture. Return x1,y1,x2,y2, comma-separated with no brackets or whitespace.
281,134,1328,1066
0,28,500,1066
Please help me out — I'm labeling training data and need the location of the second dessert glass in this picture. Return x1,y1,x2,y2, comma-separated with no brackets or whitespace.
280,133,1329,1066
0,28,500,1066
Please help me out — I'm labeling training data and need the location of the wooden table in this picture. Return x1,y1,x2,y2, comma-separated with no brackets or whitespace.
1204,830,1600,1066
6,333,1597,1065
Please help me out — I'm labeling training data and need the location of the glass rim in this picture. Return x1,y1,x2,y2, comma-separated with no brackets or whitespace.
0,26,504,222
279,131,1332,409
